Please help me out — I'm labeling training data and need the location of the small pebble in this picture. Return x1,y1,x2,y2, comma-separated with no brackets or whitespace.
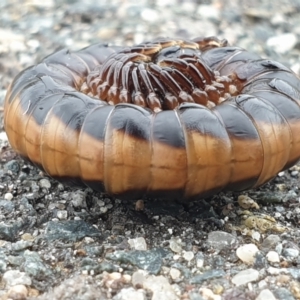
212,283,224,295
273,287,295,300
0,131,8,142
258,280,267,289
282,248,299,259
27,39,40,50
21,233,34,242
290,281,300,299
4,160,20,174
71,191,86,208
7,284,28,300
276,274,290,284
207,231,237,251
266,251,280,263
236,244,259,264
196,252,204,268
231,268,259,286
267,267,287,275
113,287,146,300
3,270,32,287
56,210,68,220
182,251,194,262
276,243,283,255
197,5,220,20
190,270,226,284
0,259,7,272
238,195,259,209
100,207,108,213
170,268,181,281
12,240,33,251
200,287,221,300
255,289,276,300
123,274,132,284
169,237,183,253
261,235,281,250
291,170,299,177
4,192,13,201
128,237,147,251
104,272,122,288
142,274,178,300
141,8,159,23
135,199,144,211
132,270,147,288
267,33,297,54
39,178,51,189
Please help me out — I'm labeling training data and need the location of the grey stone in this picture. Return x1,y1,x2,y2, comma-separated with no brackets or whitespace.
207,231,237,251
44,220,102,242
106,249,165,275
190,269,226,284
273,287,295,300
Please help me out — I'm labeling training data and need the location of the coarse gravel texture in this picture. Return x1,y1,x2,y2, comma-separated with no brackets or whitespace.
1,0,300,299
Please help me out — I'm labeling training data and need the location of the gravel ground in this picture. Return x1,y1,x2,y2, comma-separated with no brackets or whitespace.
1,0,300,299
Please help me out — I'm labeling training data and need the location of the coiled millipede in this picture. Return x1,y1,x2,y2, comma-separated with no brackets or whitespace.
4,36,300,201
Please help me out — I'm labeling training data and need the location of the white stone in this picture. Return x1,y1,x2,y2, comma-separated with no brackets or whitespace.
57,210,68,220
27,39,40,50
3,270,32,287
255,289,276,300
4,193,13,201
132,270,147,288
267,267,288,275
0,132,8,142
196,257,204,268
267,33,297,54
251,231,261,242
170,268,181,280
182,251,194,262
266,251,280,263
113,287,146,300
141,8,159,23
27,0,54,8
169,237,182,253
39,179,51,189
197,5,220,20
232,269,259,286
236,244,259,264
128,237,147,251
100,207,108,213
200,287,221,300
7,285,28,300
143,275,178,300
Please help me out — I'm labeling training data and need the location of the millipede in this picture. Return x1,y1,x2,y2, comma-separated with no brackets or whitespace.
4,36,300,201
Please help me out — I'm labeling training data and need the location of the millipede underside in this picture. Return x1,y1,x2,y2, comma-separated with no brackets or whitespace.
80,37,242,112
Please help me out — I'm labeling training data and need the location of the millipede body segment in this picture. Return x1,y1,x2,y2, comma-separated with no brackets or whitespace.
4,36,300,201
